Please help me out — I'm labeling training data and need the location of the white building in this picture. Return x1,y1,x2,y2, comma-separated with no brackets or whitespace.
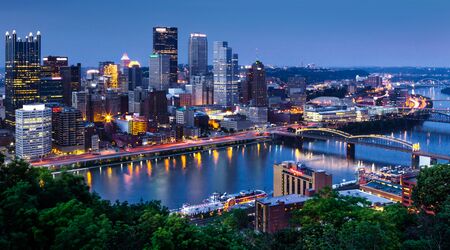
176,107,195,127
15,104,52,160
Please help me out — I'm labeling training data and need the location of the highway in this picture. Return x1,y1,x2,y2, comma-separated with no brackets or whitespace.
31,131,272,168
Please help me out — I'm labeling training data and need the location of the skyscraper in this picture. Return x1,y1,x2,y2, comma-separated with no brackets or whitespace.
213,41,238,107
15,104,52,160
188,33,208,77
60,63,81,106
40,56,67,104
72,91,87,120
128,61,143,90
246,61,267,107
142,90,169,125
153,27,178,85
149,54,171,91
120,53,131,72
5,30,41,127
52,106,85,153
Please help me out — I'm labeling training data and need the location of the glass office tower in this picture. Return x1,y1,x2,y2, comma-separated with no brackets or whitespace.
5,30,41,127
153,27,178,85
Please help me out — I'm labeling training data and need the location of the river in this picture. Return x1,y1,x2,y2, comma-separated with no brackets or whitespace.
80,86,450,208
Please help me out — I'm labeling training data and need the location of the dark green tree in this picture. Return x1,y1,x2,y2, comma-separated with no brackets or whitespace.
412,164,450,213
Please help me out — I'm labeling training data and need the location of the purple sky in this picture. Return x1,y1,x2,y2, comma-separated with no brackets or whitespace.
1,0,450,67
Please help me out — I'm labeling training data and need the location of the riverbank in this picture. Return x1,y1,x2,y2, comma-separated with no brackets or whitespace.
338,118,423,135
47,135,270,172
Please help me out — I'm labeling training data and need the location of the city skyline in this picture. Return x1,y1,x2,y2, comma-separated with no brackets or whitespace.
1,0,450,67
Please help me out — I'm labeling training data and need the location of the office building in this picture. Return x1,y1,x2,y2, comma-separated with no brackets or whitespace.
60,64,81,106
39,76,63,104
141,90,169,124
255,194,310,233
102,63,119,89
190,75,205,105
5,30,41,127
98,61,115,75
40,55,67,104
246,60,267,107
43,56,68,71
87,93,106,122
115,114,148,135
105,90,121,116
188,33,208,77
153,27,178,84
273,161,332,197
213,41,238,106
287,76,306,95
120,53,131,72
72,91,87,120
128,87,148,114
179,93,192,107
15,104,52,160
365,75,383,88
149,54,171,91
128,61,143,90
52,106,84,153
176,107,195,127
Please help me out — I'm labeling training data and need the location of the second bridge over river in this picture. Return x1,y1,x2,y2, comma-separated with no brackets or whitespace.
271,127,450,166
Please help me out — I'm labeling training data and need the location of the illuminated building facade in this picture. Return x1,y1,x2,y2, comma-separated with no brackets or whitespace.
115,114,148,135
188,33,208,77
5,30,41,127
120,53,131,72
190,74,213,105
103,64,119,89
15,104,52,160
52,106,85,153
153,27,178,84
273,161,332,197
213,41,238,106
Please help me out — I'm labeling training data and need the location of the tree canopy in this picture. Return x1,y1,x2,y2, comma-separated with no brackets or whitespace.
0,158,448,249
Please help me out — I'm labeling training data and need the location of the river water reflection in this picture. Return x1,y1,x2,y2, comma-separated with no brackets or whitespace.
83,87,450,208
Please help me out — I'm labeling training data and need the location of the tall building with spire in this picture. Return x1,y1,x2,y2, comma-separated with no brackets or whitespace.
188,33,208,77
120,53,131,72
153,27,178,85
4,30,41,127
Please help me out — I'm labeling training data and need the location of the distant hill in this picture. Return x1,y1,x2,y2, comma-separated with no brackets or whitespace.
266,67,368,83
358,67,450,81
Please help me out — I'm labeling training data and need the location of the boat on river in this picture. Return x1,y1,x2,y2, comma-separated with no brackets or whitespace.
176,190,267,217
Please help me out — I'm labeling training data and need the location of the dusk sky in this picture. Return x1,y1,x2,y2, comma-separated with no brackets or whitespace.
1,0,450,67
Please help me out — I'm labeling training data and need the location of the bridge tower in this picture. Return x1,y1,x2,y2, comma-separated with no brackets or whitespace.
411,154,420,169
346,143,355,160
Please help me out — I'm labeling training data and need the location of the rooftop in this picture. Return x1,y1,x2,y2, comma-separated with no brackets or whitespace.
339,189,394,206
364,180,402,196
257,194,310,206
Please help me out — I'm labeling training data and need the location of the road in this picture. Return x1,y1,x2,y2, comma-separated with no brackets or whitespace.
31,131,272,168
